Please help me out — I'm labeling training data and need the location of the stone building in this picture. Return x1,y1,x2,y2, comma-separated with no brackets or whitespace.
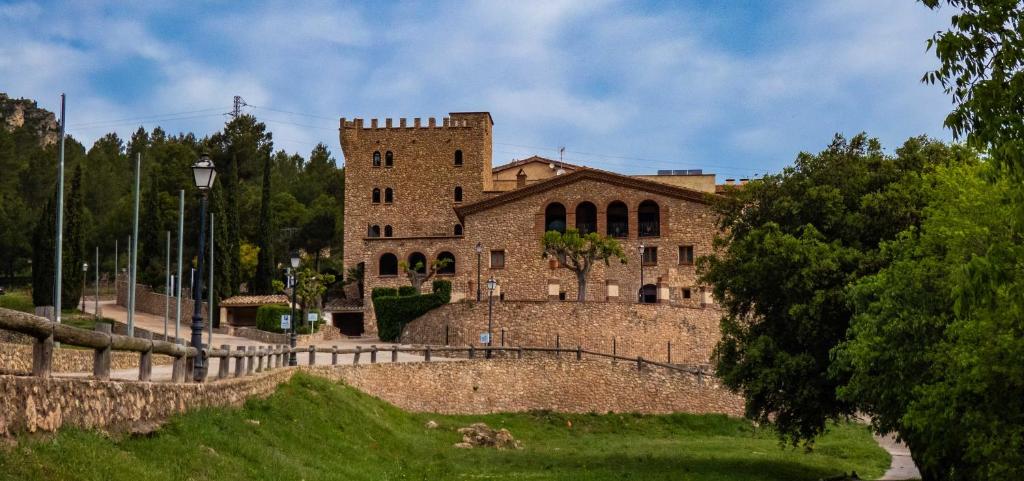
340,112,723,335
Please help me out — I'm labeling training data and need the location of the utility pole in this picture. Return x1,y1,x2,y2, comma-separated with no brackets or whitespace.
53,94,66,323
231,96,246,118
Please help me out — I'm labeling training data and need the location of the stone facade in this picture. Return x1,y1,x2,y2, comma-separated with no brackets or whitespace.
339,359,743,416
0,342,172,374
401,301,721,365
0,359,742,435
340,111,722,336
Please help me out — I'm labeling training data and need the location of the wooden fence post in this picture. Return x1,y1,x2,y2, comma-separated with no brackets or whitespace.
468,344,475,359
171,339,186,383
555,334,560,359
218,344,231,379
245,346,255,375
444,324,450,346
667,341,672,364
235,346,246,377
308,345,316,365
517,346,523,359
138,331,153,382
331,346,338,365
576,345,582,361
32,331,54,378
93,323,112,380
637,356,643,372
370,345,377,364
353,345,361,364
391,345,398,363
277,345,284,368
425,345,432,362
256,347,264,372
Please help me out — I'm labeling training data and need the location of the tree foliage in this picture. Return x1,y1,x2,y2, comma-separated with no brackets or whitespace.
252,150,275,294
698,134,963,444
541,228,626,301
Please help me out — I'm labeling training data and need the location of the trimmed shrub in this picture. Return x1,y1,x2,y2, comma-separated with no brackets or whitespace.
256,304,292,333
398,286,418,297
371,287,398,299
372,281,453,342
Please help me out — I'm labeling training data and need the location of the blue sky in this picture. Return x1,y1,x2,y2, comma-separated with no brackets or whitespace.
0,1,953,178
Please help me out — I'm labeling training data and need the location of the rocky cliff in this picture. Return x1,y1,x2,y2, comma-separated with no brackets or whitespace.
0,92,59,146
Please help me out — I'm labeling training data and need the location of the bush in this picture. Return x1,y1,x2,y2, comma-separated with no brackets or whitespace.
371,287,398,299
398,286,418,297
372,281,453,342
256,304,292,333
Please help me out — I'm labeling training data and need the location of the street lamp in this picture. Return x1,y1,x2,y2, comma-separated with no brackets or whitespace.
486,277,497,358
81,262,89,311
189,153,216,382
289,252,300,366
638,243,645,303
475,242,483,301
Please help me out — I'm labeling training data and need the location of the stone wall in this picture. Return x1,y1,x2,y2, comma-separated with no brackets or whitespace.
0,342,172,374
230,324,345,345
402,301,722,365
116,279,208,323
338,359,743,416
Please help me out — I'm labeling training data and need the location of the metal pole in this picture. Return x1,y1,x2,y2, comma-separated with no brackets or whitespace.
81,266,86,311
94,247,99,317
289,270,297,366
53,93,66,323
191,193,209,382
208,213,214,347
486,285,494,359
476,245,482,301
127,153,141,336
175,190,184,341
164,230,170,339
114,238,117,284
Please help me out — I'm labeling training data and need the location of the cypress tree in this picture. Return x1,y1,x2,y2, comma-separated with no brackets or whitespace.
251,153,275,294
138,178,164,288
31,191,56,307
225,153,241,295
60,165,85,310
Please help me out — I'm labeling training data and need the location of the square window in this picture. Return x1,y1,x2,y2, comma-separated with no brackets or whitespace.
682,288,692,299
490,250,506,269
642,246,658,266
679,245,694,265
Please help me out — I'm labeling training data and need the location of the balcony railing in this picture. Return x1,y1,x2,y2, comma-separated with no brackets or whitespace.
638,221,660,237
607,222,628,238
575,222,596,235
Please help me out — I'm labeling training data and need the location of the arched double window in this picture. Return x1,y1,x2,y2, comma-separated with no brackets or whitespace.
454,224,463,236
607,201,628,238
384,225,393,237
384,188,394,203
368,225,381,237
436,251,455,275
372,151,381,167
575,201,597,234
454,150,463,166
638,200,660,237
385,150,394,167
379,253,398,276
372,188,381,204
545,202,567,233
454,186,463,203
407,252,427,274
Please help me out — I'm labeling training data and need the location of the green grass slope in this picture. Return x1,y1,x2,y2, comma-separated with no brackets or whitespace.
0,373,889,480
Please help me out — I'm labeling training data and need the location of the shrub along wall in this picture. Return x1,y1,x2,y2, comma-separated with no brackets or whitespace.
373,280,451,342
255,305,321,335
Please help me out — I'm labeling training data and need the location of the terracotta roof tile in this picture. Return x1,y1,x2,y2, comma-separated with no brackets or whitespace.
219,295,289,307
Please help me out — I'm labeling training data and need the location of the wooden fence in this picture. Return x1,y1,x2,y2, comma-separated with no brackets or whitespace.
0,307,711,384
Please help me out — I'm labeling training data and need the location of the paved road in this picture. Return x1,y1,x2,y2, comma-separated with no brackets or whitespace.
55,301,442,382
875,433,922,480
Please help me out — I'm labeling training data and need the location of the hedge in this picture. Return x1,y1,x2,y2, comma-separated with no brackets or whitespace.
398,286,418,297
373,280,452,342
371,287,398,299
255,304,321,334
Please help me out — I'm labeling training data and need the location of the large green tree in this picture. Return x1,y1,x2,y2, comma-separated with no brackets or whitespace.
60,165,86,310
699,134,961,444
251,152,275,294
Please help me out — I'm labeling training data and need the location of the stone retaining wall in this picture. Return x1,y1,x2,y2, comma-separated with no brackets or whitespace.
0,359,743,436
401,301,723,364
0,342,173,375
116,279,208,323
231,324,345,345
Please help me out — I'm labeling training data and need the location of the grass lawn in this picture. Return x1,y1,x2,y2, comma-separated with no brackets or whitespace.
0,289,34,313
0,373,889,481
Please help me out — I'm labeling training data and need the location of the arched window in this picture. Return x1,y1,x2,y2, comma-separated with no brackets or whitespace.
575,201,597,234
606,201,628,238
385,150,394,167
454,186,463,203
384,188,393,203
378,253,398,276
368,225,381,237
372,151,381,167
372,188,381,204
545,202,567,233
454,224,463,236
638,200,660,237
384,225,393,237
436,251,455,275
454,150,463,166
640,284,657,304
407,252,427,274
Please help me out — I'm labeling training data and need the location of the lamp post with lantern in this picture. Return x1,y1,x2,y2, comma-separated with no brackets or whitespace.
638,243,645,303
486,277,497,358
80,262,88,311
189,153,216,381
289,252,300,366
475,242,483,301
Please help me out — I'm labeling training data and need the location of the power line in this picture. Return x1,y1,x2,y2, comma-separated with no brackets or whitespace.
69,112,230,131
247,104,336,121
259,117,336,131
67,107,229,129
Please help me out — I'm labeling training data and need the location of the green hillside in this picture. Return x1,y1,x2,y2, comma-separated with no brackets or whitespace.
0,373,889,480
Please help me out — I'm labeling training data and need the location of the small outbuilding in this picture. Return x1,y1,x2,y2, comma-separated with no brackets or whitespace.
323,298,366,337
219,295,290,327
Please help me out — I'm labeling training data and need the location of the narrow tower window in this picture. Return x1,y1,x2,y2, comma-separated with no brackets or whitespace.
384,188,393,203
372,188,381,204
454,150,463,166
454,186,463,203
372,151,381,167
385,150,394,167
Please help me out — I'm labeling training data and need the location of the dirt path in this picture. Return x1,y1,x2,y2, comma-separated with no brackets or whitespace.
874,433,921,480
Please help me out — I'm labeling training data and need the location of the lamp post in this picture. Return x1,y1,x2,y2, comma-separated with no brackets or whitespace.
486,277,496,358
475,242,483,301
289,252,300,366
190,153,216,382
638,243,645,303
81,262,88,311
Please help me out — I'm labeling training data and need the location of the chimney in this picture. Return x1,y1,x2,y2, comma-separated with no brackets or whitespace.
739,178,750,185
516,169,527,188
725,178,735,185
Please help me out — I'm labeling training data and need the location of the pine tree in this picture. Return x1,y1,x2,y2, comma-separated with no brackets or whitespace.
210,183,233,299
60,165,85,310
251,153,275,294
138,178,164,288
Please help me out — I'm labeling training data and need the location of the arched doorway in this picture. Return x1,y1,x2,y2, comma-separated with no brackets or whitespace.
639,284,657,304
